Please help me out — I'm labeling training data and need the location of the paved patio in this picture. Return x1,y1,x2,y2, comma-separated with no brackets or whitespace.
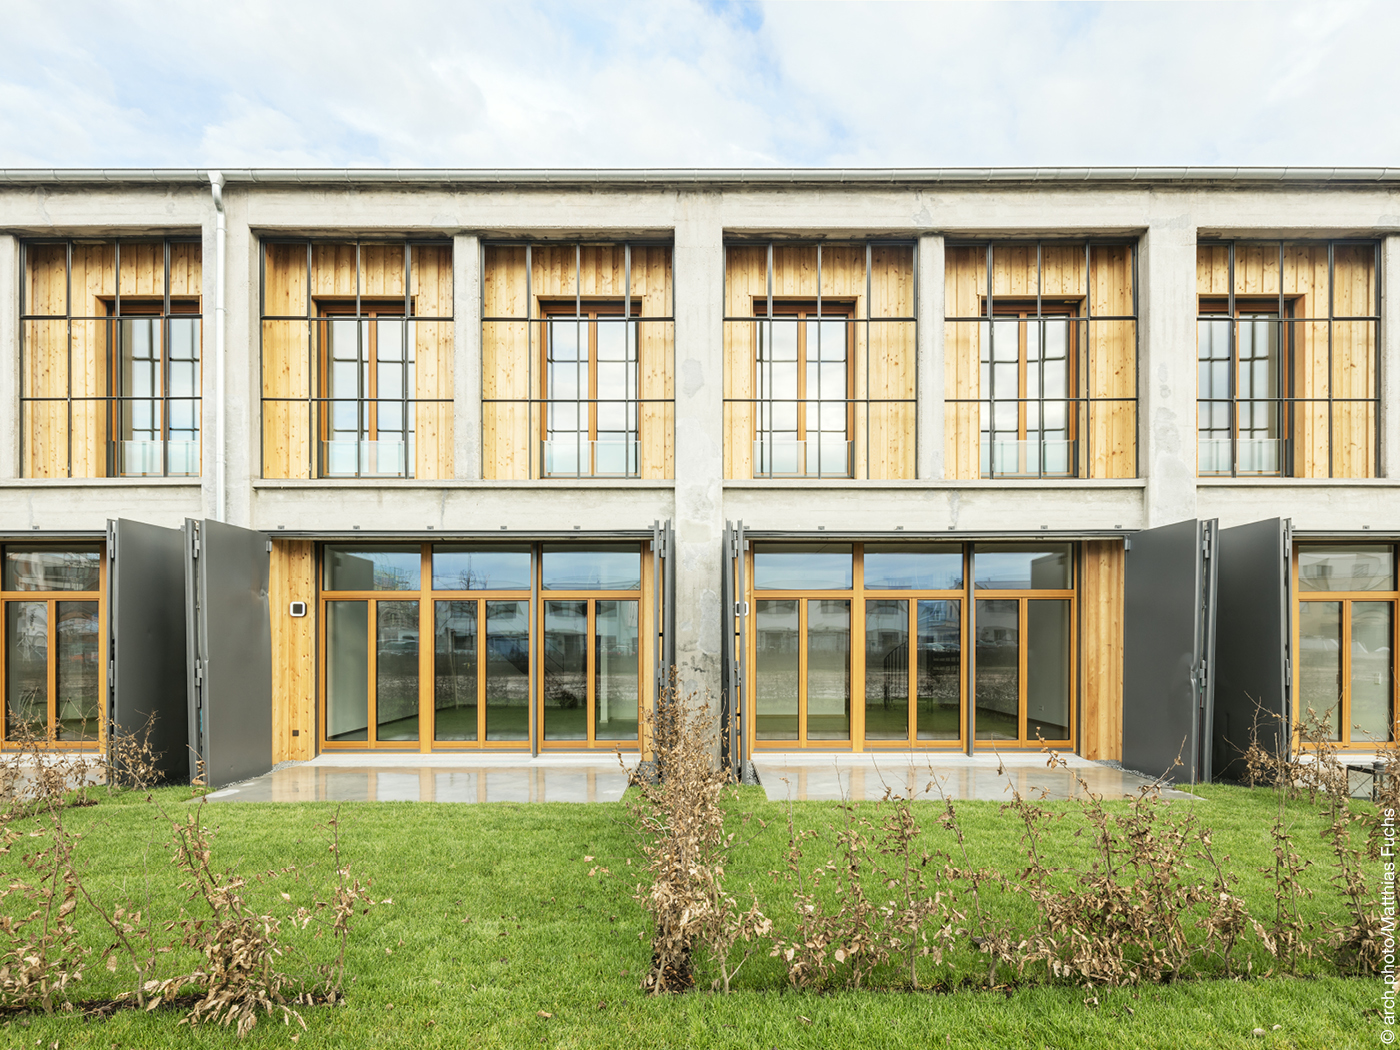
749,751,1200,802
203,752,637,804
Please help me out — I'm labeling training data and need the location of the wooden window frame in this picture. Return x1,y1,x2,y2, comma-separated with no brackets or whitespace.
751,298,857,476
980,298,1081,478
1292,544,1399,750
317,543,648,753
0,547,106,751
537,298,641,478
316,298,416,478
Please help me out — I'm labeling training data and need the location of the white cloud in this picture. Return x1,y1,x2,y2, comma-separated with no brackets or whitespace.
0,0,1394,168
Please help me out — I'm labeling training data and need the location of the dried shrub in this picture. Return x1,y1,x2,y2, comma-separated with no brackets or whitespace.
155,800,302,1036
0,804,87,1013
288,807,377,1002
106,714,166,792
625,683,769,994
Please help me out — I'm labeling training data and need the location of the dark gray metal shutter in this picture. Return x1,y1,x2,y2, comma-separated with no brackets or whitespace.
107,518,190,783
720,520,749,779
1213,517,1292,781
1123,518,1219,784
184,519,274,789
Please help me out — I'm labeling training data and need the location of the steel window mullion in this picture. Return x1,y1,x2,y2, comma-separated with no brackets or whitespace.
355,241,364,479
162,239,171,478
403,242,411,479
986,245,994,478
575,244,583,478
526,243,534,479
1228,242,1237,480
864,242,871,481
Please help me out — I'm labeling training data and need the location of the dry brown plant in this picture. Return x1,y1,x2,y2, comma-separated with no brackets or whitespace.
625,682,769,994
106,714,165,792
153,799,302,1036
287,806,377,1002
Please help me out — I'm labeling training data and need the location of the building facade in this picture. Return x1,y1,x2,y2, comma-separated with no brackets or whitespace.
1,169,1397,778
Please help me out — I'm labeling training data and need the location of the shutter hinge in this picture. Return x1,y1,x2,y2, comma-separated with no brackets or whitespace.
735,601,749,617
1123,537,1132,551
267,539,273,553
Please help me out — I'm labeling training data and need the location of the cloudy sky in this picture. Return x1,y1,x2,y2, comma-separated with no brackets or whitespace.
2,0,1396,169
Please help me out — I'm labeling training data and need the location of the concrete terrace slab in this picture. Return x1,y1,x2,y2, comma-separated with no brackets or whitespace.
750,752,1200,802
203,753,637,804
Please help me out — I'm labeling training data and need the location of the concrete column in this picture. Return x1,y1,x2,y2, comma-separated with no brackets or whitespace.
453,233,482,480
671,191,725,702
1139,216,1199,528
223,189,256,528
1381,235,1400,478
917,233,944,480
0,235,18,478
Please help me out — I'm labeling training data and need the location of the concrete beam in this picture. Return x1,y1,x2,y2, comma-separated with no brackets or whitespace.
454,234,482,480
917,234,944,480
1140,217,1199,528
671,191,724,701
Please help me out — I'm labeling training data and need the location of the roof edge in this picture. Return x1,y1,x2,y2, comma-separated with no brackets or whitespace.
0,166,1398,187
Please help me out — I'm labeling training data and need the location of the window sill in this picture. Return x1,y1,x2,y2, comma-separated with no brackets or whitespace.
0,477,201,488
724,477,1147,490
252,478,675,490
1196,476,1400,487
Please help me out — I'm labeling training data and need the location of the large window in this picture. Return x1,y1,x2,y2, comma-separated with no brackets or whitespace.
1296,544,1396,746
319,543,646,750
748,542,1075,750
724,241,917,480
754,301,853,477
542,301,640,477
260,241,454,479
2,546,103,747
944,241,1137,480
20,239,202,478
1197,241,1379,478
481,242,674,480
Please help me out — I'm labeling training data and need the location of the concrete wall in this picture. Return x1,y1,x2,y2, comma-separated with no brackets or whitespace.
1,174,1399,706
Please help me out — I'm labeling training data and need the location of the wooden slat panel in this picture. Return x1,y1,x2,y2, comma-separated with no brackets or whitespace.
1080,539,1124,761
483,244,672,479
270,540,316,764
411,245,454,479
944,247,986,479
1088,245,1136,479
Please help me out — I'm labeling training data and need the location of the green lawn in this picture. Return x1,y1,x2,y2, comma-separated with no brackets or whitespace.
0,781,1386,1048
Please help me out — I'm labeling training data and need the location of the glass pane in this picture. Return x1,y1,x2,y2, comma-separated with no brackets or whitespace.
543,600,588,741
1298,546,1395,592
1298,601,1342,741
917,600,961,740
974,545,1072,590
541,546,640,591
755,599,799,740
376,602,419,741
807,599,850,741
432,546,531,591
485,600,530,742
1351,602,1393,743
752,544,853,590
433,601,476,741
975,599,1019,740
864,599,908,741
55,601,99,741
326,601,369,742
595,600,639,741
5,602,48,740
863,544,963,590
323,546,421,591
1026,600,1071,741
2,548,100,592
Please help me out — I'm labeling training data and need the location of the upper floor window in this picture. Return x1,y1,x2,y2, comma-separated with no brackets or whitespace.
542,300,640,477
20,239,202,478
481,242,673,480
755,300,853,477
945,240,1137,480
725,241,916,480
1196,240,1379,478
260,241,453,480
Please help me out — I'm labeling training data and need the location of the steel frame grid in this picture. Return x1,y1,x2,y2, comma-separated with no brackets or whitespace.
943,237,1140,481
256,237,455,481
1194,238,1383,481
478,239,676,481
17,236,204,481
721,238,919,481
